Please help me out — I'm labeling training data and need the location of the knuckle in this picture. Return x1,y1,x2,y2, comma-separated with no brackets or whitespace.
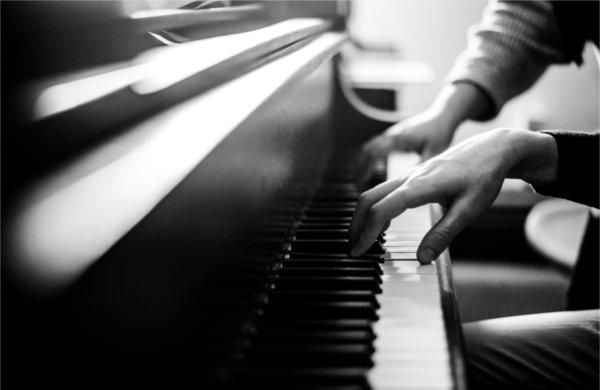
357,193,371,207
432,224,454,243
368,204,387,225
461,208,478,222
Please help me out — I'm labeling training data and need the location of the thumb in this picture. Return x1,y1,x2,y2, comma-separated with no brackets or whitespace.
417,196,475,264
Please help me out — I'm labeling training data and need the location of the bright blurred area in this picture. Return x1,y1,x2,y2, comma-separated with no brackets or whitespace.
348,0,600,142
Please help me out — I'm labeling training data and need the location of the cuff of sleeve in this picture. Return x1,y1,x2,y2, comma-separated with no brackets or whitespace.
532,130,600,208
444,59,513,121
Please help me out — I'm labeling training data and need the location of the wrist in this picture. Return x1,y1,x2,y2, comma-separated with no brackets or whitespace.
505,129,559,186
432,83,492,129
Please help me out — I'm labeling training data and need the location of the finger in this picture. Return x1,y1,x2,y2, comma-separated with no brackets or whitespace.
350,203,389,257
349,176,408,245
417,194,477,264
356,136,392,185
355,152,376,186
420,149,435,163
350,183,425,256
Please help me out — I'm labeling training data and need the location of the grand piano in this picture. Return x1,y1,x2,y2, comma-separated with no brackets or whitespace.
2,2,466,389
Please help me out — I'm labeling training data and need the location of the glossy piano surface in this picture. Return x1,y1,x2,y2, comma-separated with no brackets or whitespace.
2,2,465,389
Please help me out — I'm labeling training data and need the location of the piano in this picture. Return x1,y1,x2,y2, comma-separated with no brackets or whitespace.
1,2,466,389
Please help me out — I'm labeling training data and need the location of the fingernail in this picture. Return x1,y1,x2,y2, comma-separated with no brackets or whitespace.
418,248,436,264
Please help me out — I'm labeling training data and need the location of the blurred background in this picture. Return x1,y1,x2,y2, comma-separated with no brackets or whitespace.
348,0,599,141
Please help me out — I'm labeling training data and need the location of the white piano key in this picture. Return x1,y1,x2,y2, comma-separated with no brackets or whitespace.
391,261,436,273
369,153,452,390
383,241,421,247
388,252,419,260
369,369,453,390
383,246,419,253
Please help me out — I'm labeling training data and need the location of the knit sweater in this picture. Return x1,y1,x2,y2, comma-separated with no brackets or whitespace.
446,0,599,208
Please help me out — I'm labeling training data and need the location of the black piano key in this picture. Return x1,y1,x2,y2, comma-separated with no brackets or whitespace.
268,290,379,306
291,239,385,255
306,201,357,208
294,228,386,243
253,329,375,344
245,344,374,367
294,229,348,240
300,217,353,224
293,229,345,240
290,239,349,253
263,301,378,320
279,267,382,282
297,222,351,230
238,367,369,389
282,259,383,274
289,253,384,262
303,208,355,218
274,276,382,293
257,318,374,332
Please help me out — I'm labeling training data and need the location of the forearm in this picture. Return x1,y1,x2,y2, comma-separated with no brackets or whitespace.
530,130,600,208
429,83,493,131
445,0,567,118
505,129,559,186
502,128,599,209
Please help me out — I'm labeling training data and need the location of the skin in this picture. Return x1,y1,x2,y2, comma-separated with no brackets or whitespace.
356,83,491,184
349,84,559,263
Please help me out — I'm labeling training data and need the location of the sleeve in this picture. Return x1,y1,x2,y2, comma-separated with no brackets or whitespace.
445,0,569,120
532,130,599,208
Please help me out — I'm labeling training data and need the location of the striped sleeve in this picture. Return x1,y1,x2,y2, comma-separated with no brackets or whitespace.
445,0,568,119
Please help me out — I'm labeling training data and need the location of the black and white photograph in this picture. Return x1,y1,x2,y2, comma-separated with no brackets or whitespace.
2,1,599,389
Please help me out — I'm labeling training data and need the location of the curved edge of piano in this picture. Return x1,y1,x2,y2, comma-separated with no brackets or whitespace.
2,4,467,389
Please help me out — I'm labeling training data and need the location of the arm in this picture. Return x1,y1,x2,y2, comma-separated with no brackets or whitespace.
357,0,569,183
350,128,559,261
447,0,568,118
356,83,492,183
531,130,600,208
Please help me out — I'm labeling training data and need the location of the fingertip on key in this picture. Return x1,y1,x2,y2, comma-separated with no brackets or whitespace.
418,248,436,265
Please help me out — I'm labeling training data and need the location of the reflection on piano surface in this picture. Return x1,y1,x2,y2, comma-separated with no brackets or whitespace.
1,2,465,389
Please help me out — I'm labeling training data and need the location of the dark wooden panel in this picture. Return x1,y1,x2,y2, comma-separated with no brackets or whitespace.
2,55,336,390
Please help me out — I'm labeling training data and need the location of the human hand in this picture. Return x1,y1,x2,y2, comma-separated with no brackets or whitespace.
349,128,558,262
356,108,457,185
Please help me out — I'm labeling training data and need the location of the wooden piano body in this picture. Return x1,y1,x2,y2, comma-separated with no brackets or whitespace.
2,2,465,389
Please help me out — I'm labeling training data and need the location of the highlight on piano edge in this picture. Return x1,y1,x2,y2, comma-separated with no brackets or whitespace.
2,1,598,390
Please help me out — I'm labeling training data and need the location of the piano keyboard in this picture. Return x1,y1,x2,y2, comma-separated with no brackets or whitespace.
234,152,455,389
370,154,453,390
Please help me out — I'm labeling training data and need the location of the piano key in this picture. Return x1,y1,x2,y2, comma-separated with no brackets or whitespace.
294,229,350,239
274,276,382,293
306,201,357,208
389,261,436,274
387,252,418,260
297,222,351,230
279,267,382,281
238,367,370,389
383,246,418,253
300,217,353,224
383,241,421,247
232,152,456,390
303,208,355,218
282,259,383,273
290,239,384,255
269,290,379,306
257,318,375,332
263,301,378,320
252,329,376,344
246,344,374,367
290,252,384,262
